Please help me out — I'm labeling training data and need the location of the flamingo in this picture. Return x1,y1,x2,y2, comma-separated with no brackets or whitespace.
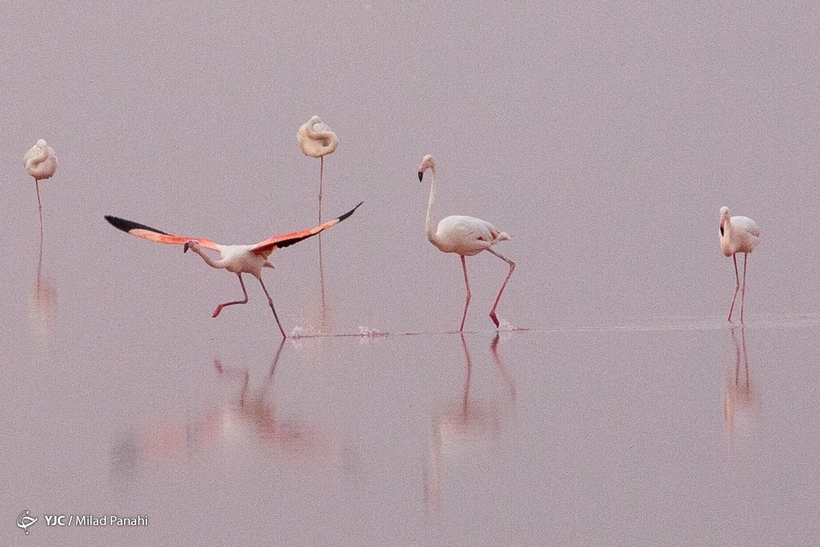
297,115,338,223
23,139,58,241
297,116,340,315
105,202,362,337
24,140,58,333
418,155,515,331
719,206,760,323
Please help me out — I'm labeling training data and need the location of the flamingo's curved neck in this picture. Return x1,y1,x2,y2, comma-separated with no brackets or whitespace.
720,215,731,237
27,149,46,169
190,245,224,270
425,166,439,246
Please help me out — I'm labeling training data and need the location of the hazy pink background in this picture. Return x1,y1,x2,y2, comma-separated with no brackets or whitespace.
2,1,819,545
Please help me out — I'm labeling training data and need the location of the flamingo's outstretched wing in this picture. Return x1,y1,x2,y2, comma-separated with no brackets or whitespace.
105,215,219,251
251,201,363,255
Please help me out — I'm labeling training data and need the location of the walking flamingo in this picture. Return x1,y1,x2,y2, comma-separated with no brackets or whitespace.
297,115,338,223
23,139,58,241
719,206,760,323
105,202,362,337
418,155,515,331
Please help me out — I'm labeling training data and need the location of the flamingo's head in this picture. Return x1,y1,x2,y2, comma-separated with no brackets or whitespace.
418,154,435,182
719,206,730,236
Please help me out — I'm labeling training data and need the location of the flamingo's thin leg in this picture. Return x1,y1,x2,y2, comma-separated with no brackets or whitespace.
212,273,250,318
36,206,45,294
740,253,749,323
257,277,287,339
318,242,327,316
459,256,471,332
35,180,44,243
728,254,741,322
318,156,327,318
318,155,324,224
487,248,515,328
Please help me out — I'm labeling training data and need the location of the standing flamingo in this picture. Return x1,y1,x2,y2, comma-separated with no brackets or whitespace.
297,115,338,224
297,115,340,316
105,202,362,337
719,206,760,322
23,139,58,241
418,155,515,331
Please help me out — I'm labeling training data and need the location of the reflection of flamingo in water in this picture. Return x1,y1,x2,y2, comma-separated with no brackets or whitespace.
211,340,331,458
719,206,760,323
29,232,57,338
110,339,337,474
105,202,362,337
418,155,515,331
723,326,756,439
425,334,516,517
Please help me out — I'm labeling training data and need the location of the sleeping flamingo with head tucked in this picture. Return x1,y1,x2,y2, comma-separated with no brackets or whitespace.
24,139,58,240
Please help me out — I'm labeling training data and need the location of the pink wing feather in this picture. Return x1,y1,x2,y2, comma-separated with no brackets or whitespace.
105,216,219,251
250,202,363,255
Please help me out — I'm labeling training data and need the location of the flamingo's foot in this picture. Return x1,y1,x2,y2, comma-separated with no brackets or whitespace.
489,311,500,328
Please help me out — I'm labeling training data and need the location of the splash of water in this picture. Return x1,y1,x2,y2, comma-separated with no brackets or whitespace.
497,319,516,332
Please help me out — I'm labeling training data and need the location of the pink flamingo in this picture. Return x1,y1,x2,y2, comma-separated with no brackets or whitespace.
23,139,58,240
105,202,362,337
719,206,760,322
418,155,515,331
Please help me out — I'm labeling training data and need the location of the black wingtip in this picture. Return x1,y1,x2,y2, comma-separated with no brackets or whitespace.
105,215,133,234
270,201,364,250
105,215,170,236
337,201,364,223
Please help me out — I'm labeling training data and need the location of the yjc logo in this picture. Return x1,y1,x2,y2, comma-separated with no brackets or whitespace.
17,509,37,535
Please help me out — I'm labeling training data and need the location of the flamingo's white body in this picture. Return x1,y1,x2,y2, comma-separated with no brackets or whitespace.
297,115,338,223
418,155,515,331
24,139,57,180
719,206,760,323
106,202,362,337
297,116,338,159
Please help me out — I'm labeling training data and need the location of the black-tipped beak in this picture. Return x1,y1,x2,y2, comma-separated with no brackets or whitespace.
183,242,190,253
417,171,424,182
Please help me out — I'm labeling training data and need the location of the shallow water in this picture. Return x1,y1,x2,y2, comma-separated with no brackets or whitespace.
5,311,820,545
3,2,820,545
